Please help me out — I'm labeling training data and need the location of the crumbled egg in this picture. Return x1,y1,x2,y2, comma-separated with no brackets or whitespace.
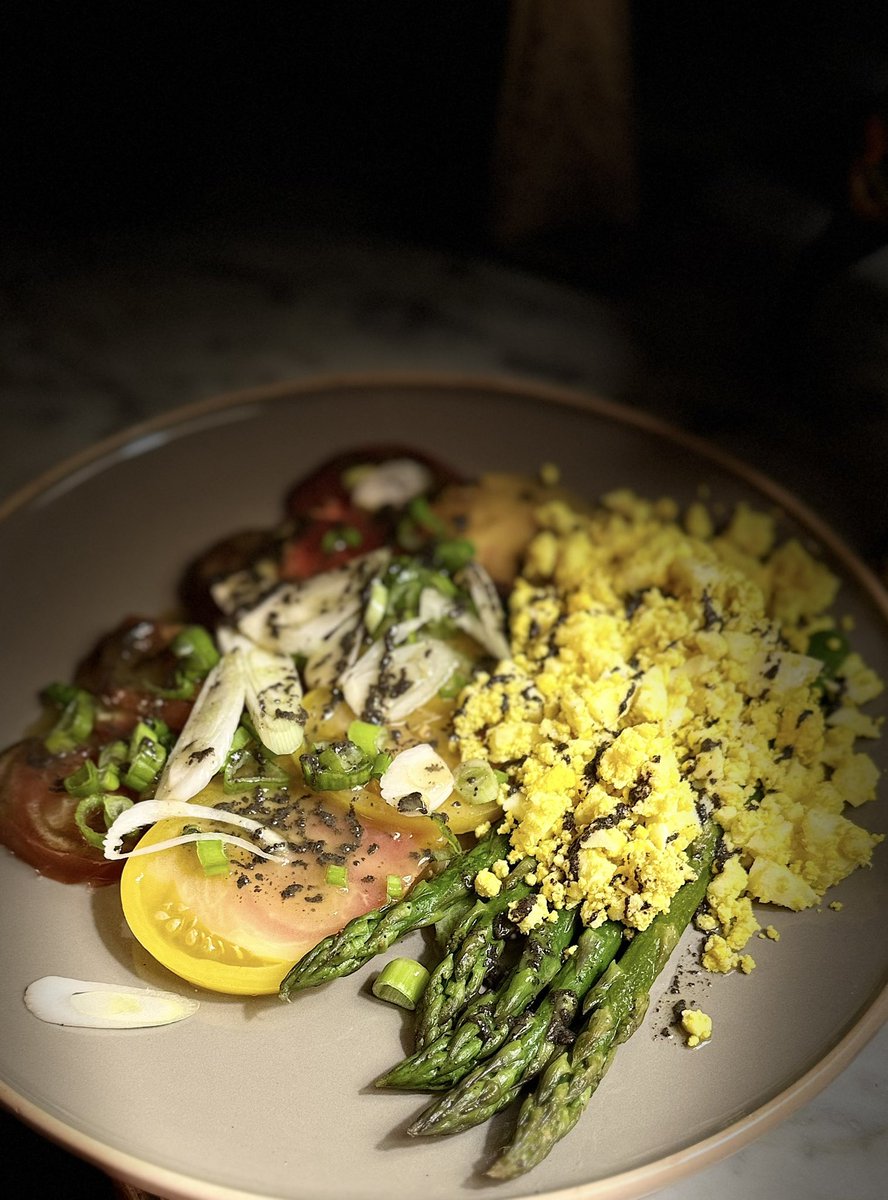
680,1007,713,1047
453,488,884,972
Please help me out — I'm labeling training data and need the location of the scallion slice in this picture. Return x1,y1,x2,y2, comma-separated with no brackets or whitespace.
122,722,168,793
386,874,404,900
407,495,447,538
347,719,385,758
64,758,121,798
325,863,348,888
195,837,229,877
432,538,476,573
74,794,134,849
300,740,374,791
371,958,430,1010
222,744,288,794
44,687,95,754
363,577,389,633
453,758,501,806
172,625,220,675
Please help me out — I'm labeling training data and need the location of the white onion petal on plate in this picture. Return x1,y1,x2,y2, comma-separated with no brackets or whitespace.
102,799,292,862
341,637,462,723
217,628,305,754
153,652,246,802
347,458,434,511
379,743,454,813
24,976,200,1029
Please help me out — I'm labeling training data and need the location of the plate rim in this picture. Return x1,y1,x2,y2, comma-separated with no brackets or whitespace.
1,369,886,1200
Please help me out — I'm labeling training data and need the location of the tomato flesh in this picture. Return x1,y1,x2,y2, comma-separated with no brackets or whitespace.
0,740,124,885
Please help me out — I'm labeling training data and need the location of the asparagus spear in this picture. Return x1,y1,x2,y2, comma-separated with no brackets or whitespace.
279,829,509,997
411,858,537,1051
487,818,718,1180
376,904,578,1090
408,918,623,1137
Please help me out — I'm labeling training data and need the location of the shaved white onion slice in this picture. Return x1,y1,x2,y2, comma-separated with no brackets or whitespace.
154,652,245,802
341,638,461,723
25,976,199,1029
460,562,511,660
416,578,510,662
379,744,454,813
347,459,433,511
217,629,305,754
210,558,279,617
237,550,390,656
103,799,292,863
302,610,364,690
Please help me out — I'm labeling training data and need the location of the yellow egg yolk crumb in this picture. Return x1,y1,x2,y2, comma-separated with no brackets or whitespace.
680,1008,713,1047
453,488,884,971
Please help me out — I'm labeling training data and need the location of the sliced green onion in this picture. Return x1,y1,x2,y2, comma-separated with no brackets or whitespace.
325,863,348,888
229,724,253,754
123,722,168,792
807,628,850,679
347,719,385,758
172,625,220,675
453,758,500,805
321,525,364,554
364,578,389,633
64,758,121,797
396,515,425,552
407,496,447,537
372,957,430,1010
371,750,393,779
438,670,470,700
44,688,95,754
195,837,230,877
386,873,404,900
74,794,134,849
300,740,374,791
41,681,80,707
98,740,128,769
222,744,288,794
432,538,476,573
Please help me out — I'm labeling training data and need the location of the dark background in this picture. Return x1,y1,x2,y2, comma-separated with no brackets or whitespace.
2,3,888,1196
3,2,888,562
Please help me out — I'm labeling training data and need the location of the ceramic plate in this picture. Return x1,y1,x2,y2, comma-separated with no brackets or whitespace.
1,374,886,1200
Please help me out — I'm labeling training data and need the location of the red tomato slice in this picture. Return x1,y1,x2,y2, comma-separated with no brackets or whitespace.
0,739,123,885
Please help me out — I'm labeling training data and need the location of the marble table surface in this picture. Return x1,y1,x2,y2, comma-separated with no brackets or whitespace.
1,221,885,1199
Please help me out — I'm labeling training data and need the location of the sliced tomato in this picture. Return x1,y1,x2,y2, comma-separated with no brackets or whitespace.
120,780,449,995
277,445,465,580
283,445,462,523
0,739,124,885
74,616,195,733
278,510,390,580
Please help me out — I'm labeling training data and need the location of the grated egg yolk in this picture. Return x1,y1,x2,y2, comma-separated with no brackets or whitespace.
453,489,884,970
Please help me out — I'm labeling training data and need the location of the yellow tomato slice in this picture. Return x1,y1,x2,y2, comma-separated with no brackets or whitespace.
302,687,503,835
120,782,447,996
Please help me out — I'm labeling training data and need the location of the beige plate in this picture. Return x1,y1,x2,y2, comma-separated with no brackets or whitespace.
0,374,886,1200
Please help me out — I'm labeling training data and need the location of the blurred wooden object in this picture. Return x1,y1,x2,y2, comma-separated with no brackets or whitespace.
490,0,638,243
